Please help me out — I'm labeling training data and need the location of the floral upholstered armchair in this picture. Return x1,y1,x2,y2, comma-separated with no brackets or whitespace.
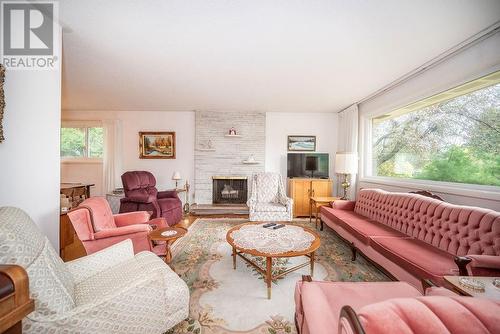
0,207,189,334
247,173,293,221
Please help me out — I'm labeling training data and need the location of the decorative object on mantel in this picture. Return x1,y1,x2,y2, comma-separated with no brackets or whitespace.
242,154,260,164
0,63,5,143
139,131,175,159
225,127,242,137
335,152,358,200
197,139,215,151
172,171,182,188
288,135,316,151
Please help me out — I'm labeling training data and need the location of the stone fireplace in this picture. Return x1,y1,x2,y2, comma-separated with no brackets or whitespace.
212,176,248,204
194,111,265,204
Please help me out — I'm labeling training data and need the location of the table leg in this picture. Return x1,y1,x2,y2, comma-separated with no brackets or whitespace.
232,246,237,270
315,204,320,230
164,241,172,264
309,199,313,224
310,251,315,276
266,257,272,299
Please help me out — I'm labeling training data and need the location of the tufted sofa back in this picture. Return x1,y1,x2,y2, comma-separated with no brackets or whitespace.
122,171,159,202
354,189,500,256
0,207,75,317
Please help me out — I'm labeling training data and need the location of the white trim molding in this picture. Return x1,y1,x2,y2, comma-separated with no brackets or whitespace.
360,176,500,202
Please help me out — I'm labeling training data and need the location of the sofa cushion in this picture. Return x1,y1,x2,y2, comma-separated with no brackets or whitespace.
321,206,407,244
370,236,458,282
80,197,117,232
358,296,500,334
297,281,421,334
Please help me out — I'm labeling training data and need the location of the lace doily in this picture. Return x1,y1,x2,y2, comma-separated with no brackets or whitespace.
230,224,315,255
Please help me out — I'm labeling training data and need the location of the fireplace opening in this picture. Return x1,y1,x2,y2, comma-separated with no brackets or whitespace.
212,176,248,204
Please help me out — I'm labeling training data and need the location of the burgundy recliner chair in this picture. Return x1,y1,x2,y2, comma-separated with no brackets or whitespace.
119,171,182,226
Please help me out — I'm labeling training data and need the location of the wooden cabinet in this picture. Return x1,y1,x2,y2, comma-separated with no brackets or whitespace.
287,178,333,217
60,213,86,262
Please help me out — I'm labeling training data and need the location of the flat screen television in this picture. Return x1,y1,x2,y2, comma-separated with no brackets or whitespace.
287,153,329,178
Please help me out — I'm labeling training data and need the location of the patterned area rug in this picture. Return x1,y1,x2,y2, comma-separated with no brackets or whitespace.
168,218,389,334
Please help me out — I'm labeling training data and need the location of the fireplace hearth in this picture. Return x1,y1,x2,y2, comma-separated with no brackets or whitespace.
212,176,248,204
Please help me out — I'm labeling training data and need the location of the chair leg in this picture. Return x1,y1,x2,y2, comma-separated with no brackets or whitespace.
350,242,357,261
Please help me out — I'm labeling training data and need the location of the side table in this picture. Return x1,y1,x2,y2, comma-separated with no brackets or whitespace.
309,196,341,230
148,226,187,265
443,276,500,301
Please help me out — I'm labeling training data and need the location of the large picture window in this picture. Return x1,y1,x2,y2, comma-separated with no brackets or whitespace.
61,126,103,159
371,73,499,187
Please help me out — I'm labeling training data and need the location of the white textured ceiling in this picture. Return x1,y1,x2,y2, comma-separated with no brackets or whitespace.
60,0,500,112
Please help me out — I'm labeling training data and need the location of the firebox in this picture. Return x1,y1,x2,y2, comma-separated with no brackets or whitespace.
212,176,248,204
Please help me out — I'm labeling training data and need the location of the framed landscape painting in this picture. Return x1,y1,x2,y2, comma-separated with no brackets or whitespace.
288,135,316,151
139,131,176,159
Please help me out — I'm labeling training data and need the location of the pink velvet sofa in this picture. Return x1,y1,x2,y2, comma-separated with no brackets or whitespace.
68,197,167,255
120,171,183,226
320,189,500,289
295,278,500,334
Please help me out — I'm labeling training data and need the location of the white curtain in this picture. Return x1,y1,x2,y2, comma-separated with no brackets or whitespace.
337,104,359,199
102,119,123,194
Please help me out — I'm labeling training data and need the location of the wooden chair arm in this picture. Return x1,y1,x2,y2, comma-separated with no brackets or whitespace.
0,265,35,333
339,305,366,334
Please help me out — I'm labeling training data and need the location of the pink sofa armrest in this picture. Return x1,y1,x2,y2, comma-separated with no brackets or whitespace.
467,254,500,270
332,200,356,211
113,211,151,227
94,224,151,239
67,207,95,241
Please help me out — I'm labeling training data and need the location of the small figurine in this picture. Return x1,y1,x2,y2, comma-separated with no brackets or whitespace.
229,127,237,135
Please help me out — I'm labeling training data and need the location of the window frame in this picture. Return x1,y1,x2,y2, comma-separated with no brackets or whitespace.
60,121,103,163
360,72,500,201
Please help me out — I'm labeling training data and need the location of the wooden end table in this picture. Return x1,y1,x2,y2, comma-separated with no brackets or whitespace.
148,226,187,264
226,222,321,299
309,196,341,230
443,276,500,301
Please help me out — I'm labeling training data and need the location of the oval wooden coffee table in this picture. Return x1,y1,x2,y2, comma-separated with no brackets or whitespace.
226,222,320,299
148,226,187,264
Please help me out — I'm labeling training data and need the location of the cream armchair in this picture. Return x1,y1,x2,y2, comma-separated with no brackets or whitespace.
247,173,293,221
0,207,189,334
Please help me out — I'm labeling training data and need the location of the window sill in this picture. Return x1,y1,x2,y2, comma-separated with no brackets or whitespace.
61,158,103,164
359,176,500,202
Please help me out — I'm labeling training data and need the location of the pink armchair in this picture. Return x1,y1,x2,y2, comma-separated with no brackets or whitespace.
68,197,167,255
119,171,183,226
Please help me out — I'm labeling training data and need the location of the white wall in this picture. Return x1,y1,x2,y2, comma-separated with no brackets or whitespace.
61,161,103,196
61,110,195,201
0,65,62,248
266,112,339,193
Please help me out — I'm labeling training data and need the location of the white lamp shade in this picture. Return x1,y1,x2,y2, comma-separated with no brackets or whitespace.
172,171,182,180
335,152,358,174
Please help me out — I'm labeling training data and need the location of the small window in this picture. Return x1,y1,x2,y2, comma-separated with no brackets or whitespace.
61,126,103,159
371,72,500,187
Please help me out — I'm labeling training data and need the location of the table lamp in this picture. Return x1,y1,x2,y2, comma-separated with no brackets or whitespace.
172,171,181,189
335,152,358,200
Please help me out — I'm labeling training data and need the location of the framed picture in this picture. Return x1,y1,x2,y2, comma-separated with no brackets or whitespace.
287,135,316,152
139,131,176,159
